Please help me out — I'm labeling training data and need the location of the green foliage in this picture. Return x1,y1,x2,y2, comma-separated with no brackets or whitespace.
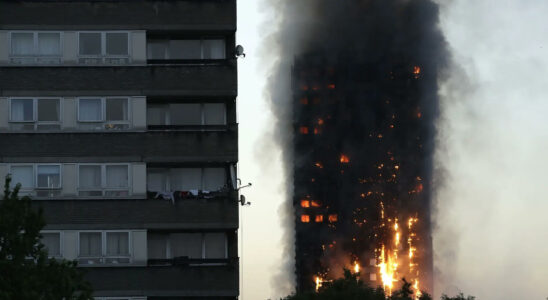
281,269,474,300
441,293,475,300
0,176,93,300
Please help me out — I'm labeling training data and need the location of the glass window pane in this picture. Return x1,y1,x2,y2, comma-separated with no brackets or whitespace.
202,39,225,59
37,33,61,56
106,232,129,256
79,232,102,257
147,104,168,125
170,104,201,125
106,33,128,56
147,40,168,59
204,233,226,258
37,99,60,122
202,168,225,191
11,33,34,55
11,166,34,188
148,233,167,259
170,233,202,258
42,233,61,256
170,168,201,191
79,99,102,121
203,103,225,125
79,165,101,189
106,165,128,188
169,40,201,59
10,99,34,121
106,98,128,121
79,33,102,55
147,170,167,192
37,165,60,188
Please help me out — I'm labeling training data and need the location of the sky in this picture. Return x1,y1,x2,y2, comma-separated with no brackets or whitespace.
236,1,548,299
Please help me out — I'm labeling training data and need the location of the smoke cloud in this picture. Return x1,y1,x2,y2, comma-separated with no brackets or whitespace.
433,1,548,299
261,0,449,295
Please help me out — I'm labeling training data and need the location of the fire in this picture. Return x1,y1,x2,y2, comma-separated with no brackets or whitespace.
301,200,310,208
353,261,360,273
340,154,350,163
300,126,309,134
413,66,421,75
314,162,324,168
378,245,397,295
317,118,324,125
315,215,324,223
311,200,322,207
315,276,323,292
328,214,338,222
301,215,310,223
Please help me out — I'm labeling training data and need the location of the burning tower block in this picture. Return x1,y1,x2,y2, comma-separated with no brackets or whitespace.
292,51,435,295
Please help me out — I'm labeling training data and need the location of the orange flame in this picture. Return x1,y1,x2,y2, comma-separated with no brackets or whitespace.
311,200,322,207
340,154,350,163
301,200,310,208
300,126,309,134
353,261,360,274
328,214,338,222
315,215,324,223
301,215,310,223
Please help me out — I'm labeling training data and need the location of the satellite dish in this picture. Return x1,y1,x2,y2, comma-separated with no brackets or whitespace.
239,195,251,206
235,45,246,57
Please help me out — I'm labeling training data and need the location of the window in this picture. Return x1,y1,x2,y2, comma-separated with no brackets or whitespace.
9,98,61,131
147,232,227,260
78,32,130,64
41,232,61,257
10,31,62,64
78,164,129,197
9,164,61,196
147,103,226,127
78,231,131,265
147,167,225,192
147,38,225,60
78,98,130,130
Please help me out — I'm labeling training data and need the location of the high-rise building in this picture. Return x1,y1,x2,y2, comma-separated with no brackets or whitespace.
292,53,434,294
0,1,239,299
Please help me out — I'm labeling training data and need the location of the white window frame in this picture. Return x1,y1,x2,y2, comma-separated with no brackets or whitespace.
77,31,131,64
8,31,63,64
77,97,131,130
146,37,226,60
77,230,133,265
149,232,227,260
146,167,226,192
8,163,62,191
8,98,63,130
77,163,131,197
40,230,63,258
147,103,226,126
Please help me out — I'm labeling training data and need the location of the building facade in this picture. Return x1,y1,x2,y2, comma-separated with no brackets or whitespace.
0,1,239,299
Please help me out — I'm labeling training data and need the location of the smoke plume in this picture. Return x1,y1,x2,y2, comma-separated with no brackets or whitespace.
262,0,449,295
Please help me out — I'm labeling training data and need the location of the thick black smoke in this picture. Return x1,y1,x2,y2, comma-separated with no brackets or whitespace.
263,0,448,294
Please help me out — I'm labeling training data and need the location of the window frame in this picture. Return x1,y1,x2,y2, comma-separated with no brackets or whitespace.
146,167,226,192
146,37,226,60
77,97,131,129
77,31,131,64
148,231,227,260
8,31,63,64
8,97,63,130
8,163,62,191
77,230,133,264
77,163,131,197
40,230,63,258
146,102,226,127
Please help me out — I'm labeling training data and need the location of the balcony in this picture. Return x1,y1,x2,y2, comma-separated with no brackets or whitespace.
84,259,239,297
36,195,238,230
0,126,238,163
0,63,237,97
0,0,236,31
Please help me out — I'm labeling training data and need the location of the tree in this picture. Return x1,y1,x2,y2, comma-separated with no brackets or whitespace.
281,269,473,300
0,176,93,300
441,294,475,300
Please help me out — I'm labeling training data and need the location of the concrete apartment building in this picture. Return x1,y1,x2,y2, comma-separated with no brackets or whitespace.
0,1,239,299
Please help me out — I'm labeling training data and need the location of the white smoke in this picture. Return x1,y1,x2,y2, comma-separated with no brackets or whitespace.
434,1,548,299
